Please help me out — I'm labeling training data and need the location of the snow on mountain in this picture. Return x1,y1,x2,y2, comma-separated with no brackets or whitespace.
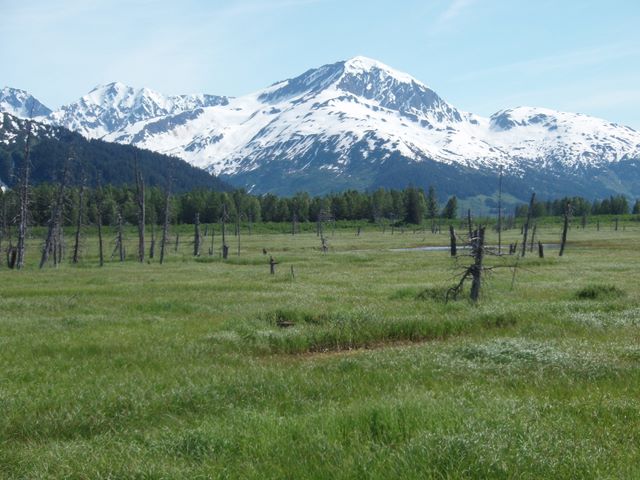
0,87,52,119
5,57,640,196
47,82,229,139
97,56,640,185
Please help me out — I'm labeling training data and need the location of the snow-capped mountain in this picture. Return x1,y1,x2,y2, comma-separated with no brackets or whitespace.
47,82,229,139
2,57,639,198
0,87,52,119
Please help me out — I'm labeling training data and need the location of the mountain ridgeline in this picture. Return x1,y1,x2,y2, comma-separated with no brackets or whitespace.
2,56,640,201
0,113,229,192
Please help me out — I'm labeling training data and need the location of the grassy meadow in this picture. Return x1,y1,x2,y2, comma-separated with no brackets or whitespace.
1,218,639,478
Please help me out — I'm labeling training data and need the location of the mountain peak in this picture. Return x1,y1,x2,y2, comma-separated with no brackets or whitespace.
343,56,424,86
0,86,52,118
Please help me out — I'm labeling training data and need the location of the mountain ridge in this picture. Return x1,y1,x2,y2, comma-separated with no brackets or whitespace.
2,57,639,199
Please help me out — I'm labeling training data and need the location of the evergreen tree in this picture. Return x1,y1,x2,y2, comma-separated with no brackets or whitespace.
426,185,438,219
404,187,425,224
441,196,458,219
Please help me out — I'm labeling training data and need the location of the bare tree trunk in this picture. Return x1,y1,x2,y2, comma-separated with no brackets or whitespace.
0,194,6,262
221,204,228,259
497,167,503,254
559,202,570,257
149,224,155,259
538,241,544,258
449,225,457,257
16,119,33,270
470,227,485,303
135,158,145,263
58,228,64,264
40,158,70,268
193,213,201,256
159,182,171,265
72,184,86,264
467,209,473,240
521,192,535,257
117,213,125,262
529,223,536,252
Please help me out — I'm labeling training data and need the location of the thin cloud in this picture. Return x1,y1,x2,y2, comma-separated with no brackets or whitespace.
430,0,478,32
455,43,640,82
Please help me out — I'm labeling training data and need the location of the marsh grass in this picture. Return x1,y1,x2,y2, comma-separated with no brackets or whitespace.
1,222,639,478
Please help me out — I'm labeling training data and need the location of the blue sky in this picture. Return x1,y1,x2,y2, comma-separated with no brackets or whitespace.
2,0,640,128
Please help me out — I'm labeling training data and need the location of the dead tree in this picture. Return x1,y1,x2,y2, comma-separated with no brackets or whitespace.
72,182,86,264
449,225,457,257
469,227,485,302
529,223,537,253
193,213,201,256
0,191,6,260
95,180,105,267
159,179,171,265
111,213,125,262
40,157,70,269
134,158,145,263
16,118,33,270
538,241,544,258
497,167,503,254
149,224,156,259
521,192,535,257
559,201,571,257
221,204,229,259
209,225,215,256
447,227,486,303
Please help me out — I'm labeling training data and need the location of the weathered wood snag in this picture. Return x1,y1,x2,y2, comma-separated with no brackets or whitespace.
221,204,229,259
497,167,503,254
16,118,33,270
529,223,536,252
115,213,125,262
40,157,70,269
449,225,457,257
193,213,201,257
149,224,156,259
469,227,485,303
134,158,145,263
447,227,486,303
72,181,86,264
538,241,544,258
159,179,171,265
95,181,105,267
559,201,571,257
521,192,535,257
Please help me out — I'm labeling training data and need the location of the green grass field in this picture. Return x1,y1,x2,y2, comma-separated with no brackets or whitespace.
1,219,639,479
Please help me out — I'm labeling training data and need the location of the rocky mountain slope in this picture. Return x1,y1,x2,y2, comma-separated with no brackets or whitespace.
2,57,639,198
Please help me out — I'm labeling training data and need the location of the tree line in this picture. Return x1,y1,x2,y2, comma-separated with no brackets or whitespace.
514,194,639,217
0,184,459,228
2,184,639,233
